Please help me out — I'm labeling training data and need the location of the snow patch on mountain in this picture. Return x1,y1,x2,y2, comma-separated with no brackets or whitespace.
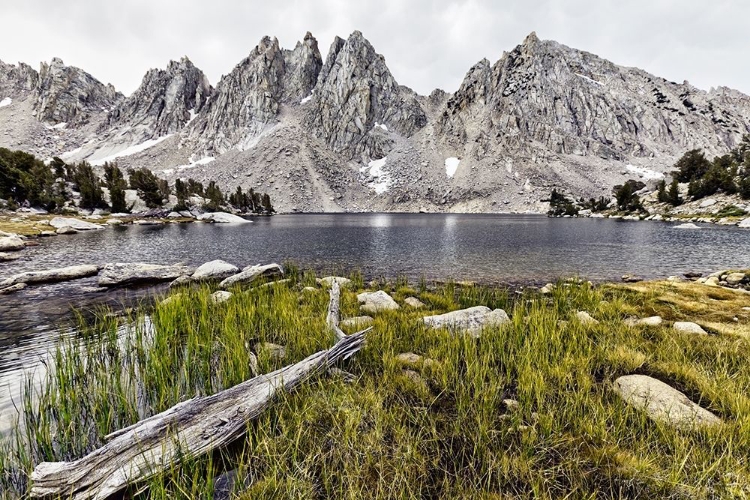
445,157,460,178
89,135,173,166
361,157,391,194
176,156,215,171
626,164,664,181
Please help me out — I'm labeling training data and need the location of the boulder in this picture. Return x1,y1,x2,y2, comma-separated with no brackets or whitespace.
49,217,104,231
2,264,100,286
99,263,192,287
197,212,251,224
698,198,717,209
423,306,510,336
621,274,643,283
339,316,374,330
540,283,554,294
576,311,599,325
357,290,400,314
0,236,25,251
704,276,720,287
395,352,439,369
219,263,284,289
191,260,240,282
40,230,57,237
56,226,78,235
725,272,746,286
317,276,352,288
133,219,164,225
167,212,182,219
737,218,750,228
624,316,663,327
211,291,233,304
613,375,721,428
404,297,425,308
106,219,123,225
673,322,707,335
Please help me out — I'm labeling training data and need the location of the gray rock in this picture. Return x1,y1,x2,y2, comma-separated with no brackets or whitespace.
423,306,510,336
0,252,22,262
191,259,240,282
674,223,701,229
575,311,600,325
737,218,750,228
395,352,439,369
98,263,191,287
357,290,400,314
339,316,374,330
540,283,555,294
725,272,746,286
49,217,104,231
625,316,663,327
210,290,233,304
2,264,99,286
404,297,425,308
0,236,25,251
614,375,721,428
106,218,123,225
39,230,56,237
673,322,708,335
133,219,164,225
219,263,283,289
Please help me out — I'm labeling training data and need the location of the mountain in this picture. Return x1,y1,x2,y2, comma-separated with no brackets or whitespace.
1,32,748,213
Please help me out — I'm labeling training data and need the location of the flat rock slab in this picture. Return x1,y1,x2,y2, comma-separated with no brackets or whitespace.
404,297,425,308
673,321,708,335
423,306,510,337
56,226,78,235
2,265,100,286
357,290,400,314
340,316,374,330
49,217,104,231
318,276,352,288
725,272,747,285
0,236,26,252
219,263,283,289
99,263,192,287
198,212,251,224
192,260,240,281
625,316,663,327
614,375,721,428
674,223,700,229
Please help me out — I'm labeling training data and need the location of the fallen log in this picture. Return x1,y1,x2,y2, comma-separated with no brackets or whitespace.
326,280,347,341
30,284,369,500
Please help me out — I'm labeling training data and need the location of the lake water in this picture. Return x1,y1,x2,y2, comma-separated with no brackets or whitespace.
1,213,749,432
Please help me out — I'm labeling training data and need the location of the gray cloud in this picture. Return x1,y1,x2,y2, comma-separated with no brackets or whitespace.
1,0,748,97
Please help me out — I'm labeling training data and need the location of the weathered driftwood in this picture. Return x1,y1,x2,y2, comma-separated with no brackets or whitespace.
326,280,347,341
29,283,368,500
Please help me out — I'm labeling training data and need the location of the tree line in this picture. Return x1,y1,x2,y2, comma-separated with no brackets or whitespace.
548,134,750,216
0,147,274,214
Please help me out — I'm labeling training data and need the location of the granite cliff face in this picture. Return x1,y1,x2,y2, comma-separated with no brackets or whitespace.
1,31,749,213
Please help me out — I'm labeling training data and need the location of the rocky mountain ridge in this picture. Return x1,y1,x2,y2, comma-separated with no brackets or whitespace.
1,31,749,213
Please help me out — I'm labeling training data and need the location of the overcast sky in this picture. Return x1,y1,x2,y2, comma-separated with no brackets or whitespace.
1,0,747,97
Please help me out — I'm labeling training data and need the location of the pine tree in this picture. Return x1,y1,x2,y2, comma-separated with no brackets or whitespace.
73,162,107,209
203,181,224,212
104,163,129,213
128,167,164,208
174,179,189,211
261,193,274,214
667,179,682,206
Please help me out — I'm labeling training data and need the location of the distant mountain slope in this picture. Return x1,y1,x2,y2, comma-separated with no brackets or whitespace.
1,32,748,213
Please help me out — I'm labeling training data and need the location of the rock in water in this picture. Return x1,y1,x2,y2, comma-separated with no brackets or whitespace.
0,252,22,262
219,263,283,289
674,223,700,229
49,217,104,231
0,236,25,252
0,283,27,295
197,212,251,224
2,265,99,286
357,290,400,314
99,263,192,287
613,375,721,428
423,306,510,337
673,322,708,335
191,260,240,281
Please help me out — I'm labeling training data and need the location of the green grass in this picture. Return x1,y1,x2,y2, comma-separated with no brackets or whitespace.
1,274,750,499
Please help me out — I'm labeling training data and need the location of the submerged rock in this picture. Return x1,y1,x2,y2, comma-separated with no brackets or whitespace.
357,290,400,314
2,264,100,286
674,222,700,229
98,263,192,287
0,283,27,295
219,263,283,289
197,212,251,224
423,306,510,336
0,252,22,262
613,374,721,428
49,217,104,231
